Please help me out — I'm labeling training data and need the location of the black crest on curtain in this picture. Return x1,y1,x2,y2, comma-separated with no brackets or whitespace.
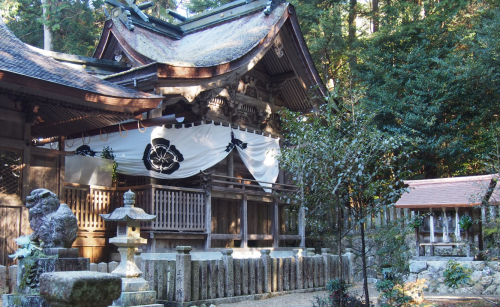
75,145,96,157
225,131,248,152
143,138,184,174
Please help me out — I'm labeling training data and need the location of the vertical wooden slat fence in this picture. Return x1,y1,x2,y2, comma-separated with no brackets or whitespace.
64,184,205,232
139,248,353,304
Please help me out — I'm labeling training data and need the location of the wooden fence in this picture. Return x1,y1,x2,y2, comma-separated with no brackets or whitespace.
1,248,353,304
142,247,352,304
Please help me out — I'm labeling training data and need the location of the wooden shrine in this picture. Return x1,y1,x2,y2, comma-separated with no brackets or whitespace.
79,0,324,256
395,175,498,259
1,0,328,262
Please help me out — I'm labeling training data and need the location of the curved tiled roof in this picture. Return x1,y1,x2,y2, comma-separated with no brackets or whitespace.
108,4,287,67
0,20,160,99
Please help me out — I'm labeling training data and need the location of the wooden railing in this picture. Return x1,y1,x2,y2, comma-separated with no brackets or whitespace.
199,173,298,196
64,183,205,233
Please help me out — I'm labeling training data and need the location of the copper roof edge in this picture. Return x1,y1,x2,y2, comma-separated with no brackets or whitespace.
403,174,498,186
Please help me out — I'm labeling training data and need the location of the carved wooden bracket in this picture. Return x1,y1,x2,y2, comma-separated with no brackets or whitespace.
273,34,284,58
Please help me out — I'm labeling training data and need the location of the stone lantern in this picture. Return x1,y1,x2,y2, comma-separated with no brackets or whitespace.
100,189,155,279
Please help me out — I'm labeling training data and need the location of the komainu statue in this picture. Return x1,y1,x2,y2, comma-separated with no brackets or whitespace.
26,189,78,248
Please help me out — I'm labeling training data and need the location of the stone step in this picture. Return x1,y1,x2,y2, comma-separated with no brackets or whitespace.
109,305,164,307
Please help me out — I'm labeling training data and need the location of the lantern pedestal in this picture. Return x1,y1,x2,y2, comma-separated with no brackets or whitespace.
100,190,162,307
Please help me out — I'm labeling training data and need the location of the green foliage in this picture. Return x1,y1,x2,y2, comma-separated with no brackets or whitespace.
312,278,365,307
408,215,424,229
9,235,40,260
372,219,412,281
18,249,57,292
186,0,233,14
357,0,500,178
2,0,105,56
442,260,471,289
279,90,411,303
458,215,472,230
101,146,118,182
375,278,429,307
375,280,413,307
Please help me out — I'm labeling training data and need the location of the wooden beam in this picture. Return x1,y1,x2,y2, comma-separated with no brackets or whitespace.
278,235,301,240
248,234,273,240
235,93,282,113
151,233,206,240
211,234,242,240
241,193,248,248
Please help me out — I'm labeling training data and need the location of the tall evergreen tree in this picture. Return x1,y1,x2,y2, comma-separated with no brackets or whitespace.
2,0,105,56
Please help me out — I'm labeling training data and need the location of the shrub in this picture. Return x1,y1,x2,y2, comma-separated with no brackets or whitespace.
442,260,471,288
312,278,366,307
376,279,428,307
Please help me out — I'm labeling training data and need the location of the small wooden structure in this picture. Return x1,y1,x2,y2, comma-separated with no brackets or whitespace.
395,175,498,259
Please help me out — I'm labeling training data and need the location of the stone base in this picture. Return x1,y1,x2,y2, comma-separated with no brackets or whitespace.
2,294,50,307
112,291,157,306
121,278,150,292
42,248,79,259
17,257,90,294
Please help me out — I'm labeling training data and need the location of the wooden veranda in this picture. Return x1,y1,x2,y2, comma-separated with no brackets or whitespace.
63,172,302,261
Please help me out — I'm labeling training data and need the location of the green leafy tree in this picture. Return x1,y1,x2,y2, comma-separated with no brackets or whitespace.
186,0,233,14
357,0,500,178
2,0,105,56
279,90,410,304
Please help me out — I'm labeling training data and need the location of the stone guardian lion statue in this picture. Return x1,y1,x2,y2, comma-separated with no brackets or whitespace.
26,189,78,248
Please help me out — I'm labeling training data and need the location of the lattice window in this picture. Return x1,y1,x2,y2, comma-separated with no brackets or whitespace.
0,149,22,196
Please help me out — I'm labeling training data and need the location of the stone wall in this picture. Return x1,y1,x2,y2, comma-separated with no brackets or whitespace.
408,260,500,295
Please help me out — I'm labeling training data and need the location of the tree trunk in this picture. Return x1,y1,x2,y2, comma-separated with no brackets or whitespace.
372,0,379,32
359,203,370,305
41,0,53,51
336,194,343,307
348,0,357,71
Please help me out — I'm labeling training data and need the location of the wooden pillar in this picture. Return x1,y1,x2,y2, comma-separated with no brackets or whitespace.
413,211,421,257
241,193,248,248
455,208,460,240
22,123,31,201
429,208,435,256
442,207,449,243
272,197,279,248
478,214,484,253
466,209,473,257
205,189,212,250
58,136,65,198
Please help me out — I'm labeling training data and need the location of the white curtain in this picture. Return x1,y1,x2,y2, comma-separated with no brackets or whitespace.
63,123,280,189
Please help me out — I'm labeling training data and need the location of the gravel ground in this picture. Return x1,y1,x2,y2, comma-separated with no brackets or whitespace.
216,283,500,307
217,283,378,307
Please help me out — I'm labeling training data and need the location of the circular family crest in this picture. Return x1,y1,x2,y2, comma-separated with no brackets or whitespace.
75,145,96,157
142,138,184,174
